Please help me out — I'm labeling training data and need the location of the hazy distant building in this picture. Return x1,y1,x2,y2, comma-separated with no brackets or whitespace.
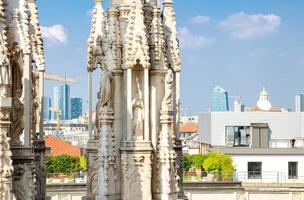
71,97,83,119
295,94,304,112
212,85,229,112
53,86,62,120
43,96,52,120
233,100,245,112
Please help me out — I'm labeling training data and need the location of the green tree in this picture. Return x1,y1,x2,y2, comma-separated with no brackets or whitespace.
182,155,193,173
192,154,207,171
203,152,234,178
47,155,82,174
79,156,87,171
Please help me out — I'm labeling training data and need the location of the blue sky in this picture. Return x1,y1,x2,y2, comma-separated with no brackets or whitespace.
38,0,304,115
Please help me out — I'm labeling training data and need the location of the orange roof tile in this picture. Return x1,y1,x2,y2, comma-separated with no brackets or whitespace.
180,122,198,133
45,135,81,157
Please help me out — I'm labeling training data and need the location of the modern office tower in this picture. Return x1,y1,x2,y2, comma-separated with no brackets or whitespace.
43,96,52,120
212,85,229,112
53,86,62,120
61,84,71,120
53,84,71,120
71,97,83,119
295,94,304,112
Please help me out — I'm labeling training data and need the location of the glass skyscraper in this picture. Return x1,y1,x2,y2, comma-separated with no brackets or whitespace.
62,84,71,120
212,85,229,112
53,86,62,120
43,96,52,120
71,97,83,119
53,84,71,120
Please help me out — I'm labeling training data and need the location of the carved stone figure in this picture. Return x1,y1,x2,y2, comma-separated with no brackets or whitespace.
0,36,11,97
95,90,102,137
132,76,144,140
88,36,104,71
10,91,24,145
100,65,112,107
162,68,174,108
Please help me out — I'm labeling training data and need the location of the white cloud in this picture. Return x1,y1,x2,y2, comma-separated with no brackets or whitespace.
41,25,68,44
191,15,211,24
219,12,281,39
178,27,216,49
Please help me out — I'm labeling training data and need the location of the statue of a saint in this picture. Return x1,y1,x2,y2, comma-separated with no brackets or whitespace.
88,35,104,71
94,90,101,138
162,68,174,108
10,90,24,144
132,76,144,140
100,65,112,107
0,35,11,97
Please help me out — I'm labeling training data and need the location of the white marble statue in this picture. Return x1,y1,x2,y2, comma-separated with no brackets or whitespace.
9,90,24,145
0,36,11,97
100,65,113,107
132,76,144,140
162,68,174,108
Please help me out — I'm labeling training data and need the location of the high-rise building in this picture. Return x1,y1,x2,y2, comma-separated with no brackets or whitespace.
62,84,71,120
212,85,229,112
53,84,71,120
53,86,62,120
43,96,52,120
71,97,83,119
295,94,304,112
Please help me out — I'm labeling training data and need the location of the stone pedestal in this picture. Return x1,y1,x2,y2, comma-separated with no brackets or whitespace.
33,140,47,200
11,145,35,200
86,139,99,200
120,141,153,200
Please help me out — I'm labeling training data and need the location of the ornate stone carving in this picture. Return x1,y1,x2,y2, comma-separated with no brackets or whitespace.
162,68,174,109
12,162,35,200
162,0,181,72
236,193,248,200
121,152,152,200
87,0,182,199
9,96,24,145
0,125,15,200
123,0,150,69
132,76,144,140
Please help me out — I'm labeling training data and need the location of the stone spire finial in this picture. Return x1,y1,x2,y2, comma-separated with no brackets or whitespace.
87,0,106,72
162,0,181,72
123,0,150,69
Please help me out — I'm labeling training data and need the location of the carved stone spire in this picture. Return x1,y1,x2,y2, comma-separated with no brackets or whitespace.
162,0,181,72
87,0,106,72
28,0,45,71
123,0,150,69
149,2,167,69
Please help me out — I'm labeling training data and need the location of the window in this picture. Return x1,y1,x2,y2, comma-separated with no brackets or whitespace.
226,126,250,147
288,162,298,179
248,162,262,179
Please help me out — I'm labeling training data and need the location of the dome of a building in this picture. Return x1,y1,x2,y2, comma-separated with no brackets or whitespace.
259,86,268,98
257,86,272,111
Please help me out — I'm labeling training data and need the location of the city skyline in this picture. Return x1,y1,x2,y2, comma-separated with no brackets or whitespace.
51,84,83,120
38,0,304,114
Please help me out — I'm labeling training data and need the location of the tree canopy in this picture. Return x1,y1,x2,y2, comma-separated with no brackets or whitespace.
47,155,87,174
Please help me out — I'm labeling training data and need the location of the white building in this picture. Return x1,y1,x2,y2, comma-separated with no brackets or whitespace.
44,119,89,147
199,88,304,183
